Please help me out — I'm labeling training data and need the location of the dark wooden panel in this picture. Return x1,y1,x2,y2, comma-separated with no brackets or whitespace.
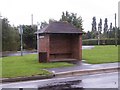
39,52,47,62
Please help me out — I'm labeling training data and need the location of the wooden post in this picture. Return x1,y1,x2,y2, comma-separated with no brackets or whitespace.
46,34,50,62
78,34,82,60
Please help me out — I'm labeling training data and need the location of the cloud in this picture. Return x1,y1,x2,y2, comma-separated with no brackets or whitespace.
0,0,119,31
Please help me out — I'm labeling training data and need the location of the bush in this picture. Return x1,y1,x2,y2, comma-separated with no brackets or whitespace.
2,18,20,51
82,38,120,45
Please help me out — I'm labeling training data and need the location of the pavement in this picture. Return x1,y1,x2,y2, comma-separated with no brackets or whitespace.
1,61,119,83
47,61,119,73
47,61,119,77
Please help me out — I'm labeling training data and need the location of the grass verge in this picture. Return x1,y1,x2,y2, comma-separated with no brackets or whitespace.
1,54,73,78
82,45,119,64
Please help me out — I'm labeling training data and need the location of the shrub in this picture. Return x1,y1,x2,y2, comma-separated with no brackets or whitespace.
82,38,120,45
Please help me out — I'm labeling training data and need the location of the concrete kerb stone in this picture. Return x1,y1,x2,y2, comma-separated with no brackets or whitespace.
54,67,119,78
1,67,119,83
2,74,54,83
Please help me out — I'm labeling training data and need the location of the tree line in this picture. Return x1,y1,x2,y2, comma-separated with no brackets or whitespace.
2,11,119,51
2,18,20,51
2,11,83,51
83,17,119,40
2,18,37,51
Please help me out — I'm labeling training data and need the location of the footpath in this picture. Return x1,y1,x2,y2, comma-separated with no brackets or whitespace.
1,61,119,83
47,61,119,78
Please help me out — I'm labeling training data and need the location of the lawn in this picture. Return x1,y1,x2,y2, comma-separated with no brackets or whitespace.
1,54,73,78
82,45,119,64
1,45,119,78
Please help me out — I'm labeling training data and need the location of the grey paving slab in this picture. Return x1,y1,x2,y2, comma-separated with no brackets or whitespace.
47,62,119,73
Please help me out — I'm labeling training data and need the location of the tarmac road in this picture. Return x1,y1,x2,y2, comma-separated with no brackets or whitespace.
1,46,94,57
1,72,119,89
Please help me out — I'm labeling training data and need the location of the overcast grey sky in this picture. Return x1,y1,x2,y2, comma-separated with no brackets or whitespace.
0,0,119,31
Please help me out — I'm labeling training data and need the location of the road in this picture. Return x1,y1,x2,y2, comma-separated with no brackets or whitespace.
1,46,94,57
0,72,119,89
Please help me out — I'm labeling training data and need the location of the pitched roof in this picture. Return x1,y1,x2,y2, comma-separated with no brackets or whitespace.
36,21,83,34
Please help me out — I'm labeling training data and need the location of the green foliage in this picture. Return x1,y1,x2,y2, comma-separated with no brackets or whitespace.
2,18,20,51
91,17,97,32
82,45,119,64
87,16,119,40
82,31,92,39
22,25,37,49
2,54,73,78
103,18,108,34
118,28,120,39
60,11,83,31
91,17,98,39
82,38,120,45
40,21,48,29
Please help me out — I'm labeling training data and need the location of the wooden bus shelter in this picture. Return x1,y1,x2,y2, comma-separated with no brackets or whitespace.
36,22,83,62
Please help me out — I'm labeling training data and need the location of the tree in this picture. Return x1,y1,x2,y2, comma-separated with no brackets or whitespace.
22,25,37,49
91,17,97,38
109,23,113,38
49,19,57,24
40,21,48,29
97,18,102,45
103,18,108,38
98,19,102,36
99,18,102,34
109,23,113,31
84,31,92,39
2,18,20,51
60,11,83,31
92,17,97,32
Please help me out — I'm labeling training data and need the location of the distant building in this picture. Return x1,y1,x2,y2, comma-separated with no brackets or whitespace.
118,1,120,28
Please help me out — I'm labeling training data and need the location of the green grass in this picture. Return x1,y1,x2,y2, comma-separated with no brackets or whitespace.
1,54,73,78
82,45,119,64
1,45,119,78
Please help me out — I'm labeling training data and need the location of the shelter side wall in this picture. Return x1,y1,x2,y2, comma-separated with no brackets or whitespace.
71,36,79,59
39,36,47,52
71,34,82,60
39,35,50,62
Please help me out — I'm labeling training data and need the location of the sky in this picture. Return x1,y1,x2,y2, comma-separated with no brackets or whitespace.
118,1,120,28
0,0,119,32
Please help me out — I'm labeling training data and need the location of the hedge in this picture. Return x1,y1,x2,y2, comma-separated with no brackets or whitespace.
82,38,120,45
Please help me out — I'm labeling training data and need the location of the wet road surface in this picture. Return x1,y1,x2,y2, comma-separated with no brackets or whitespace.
1,72,119,89
1,46,94,57
1,51,37,57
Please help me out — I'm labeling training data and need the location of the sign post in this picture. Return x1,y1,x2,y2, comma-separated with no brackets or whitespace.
18,25,23,56
37,22,40,61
